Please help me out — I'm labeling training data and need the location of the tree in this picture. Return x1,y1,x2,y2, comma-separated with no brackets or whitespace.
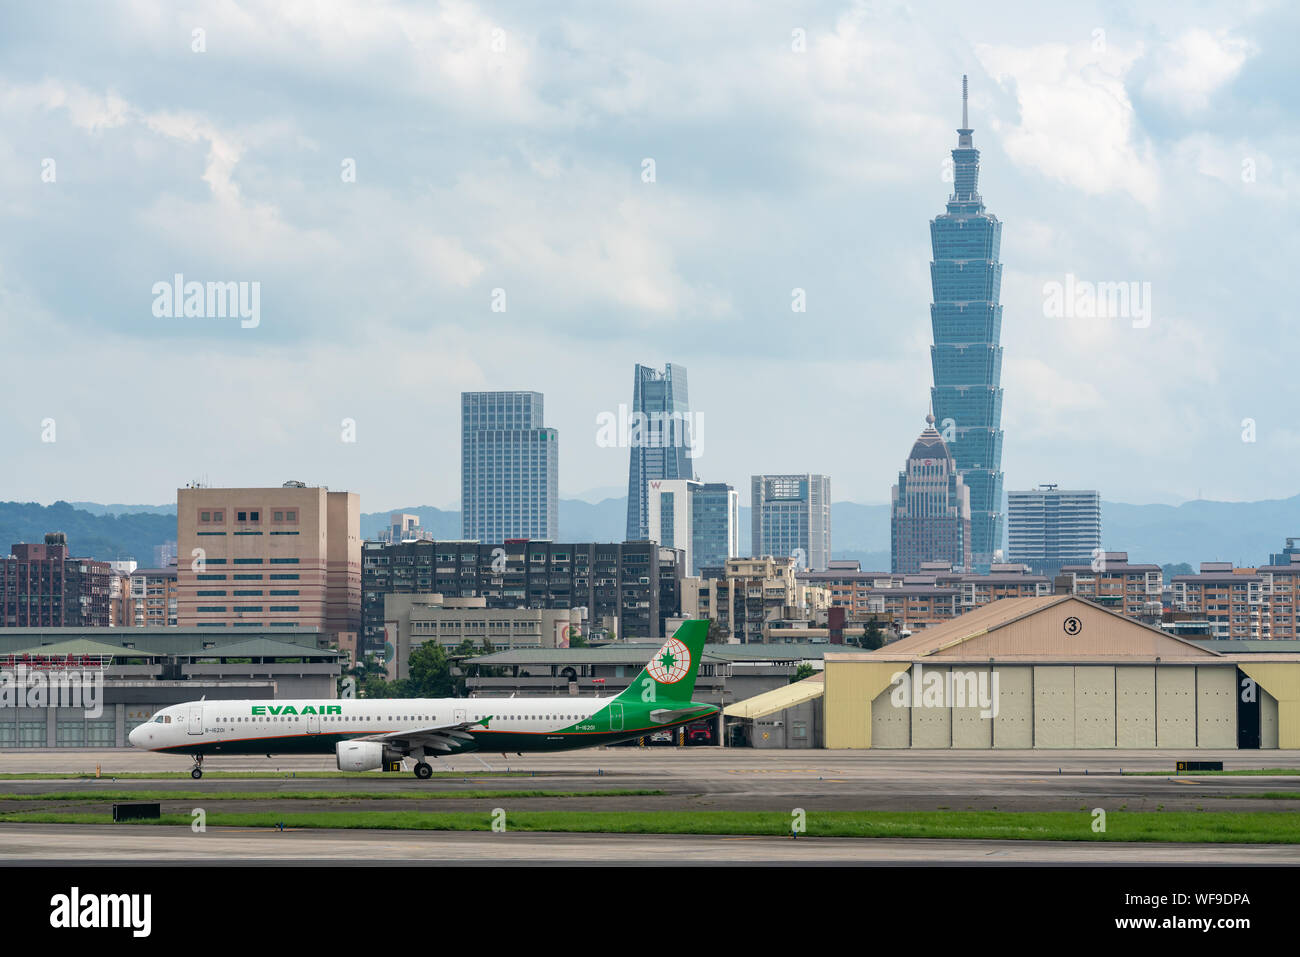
790,662,816,683
408,641,461,697
860,619,885,651
705,618,729,644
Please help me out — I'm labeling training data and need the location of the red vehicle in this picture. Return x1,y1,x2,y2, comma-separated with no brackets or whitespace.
685,724,713,746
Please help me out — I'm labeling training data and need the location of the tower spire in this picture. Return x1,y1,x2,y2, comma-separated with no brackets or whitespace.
957,74,973,147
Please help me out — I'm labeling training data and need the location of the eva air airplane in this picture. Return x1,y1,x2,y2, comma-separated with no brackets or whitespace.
129,619,718,779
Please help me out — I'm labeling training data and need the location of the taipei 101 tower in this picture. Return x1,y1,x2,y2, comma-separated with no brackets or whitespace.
928,75,1004,572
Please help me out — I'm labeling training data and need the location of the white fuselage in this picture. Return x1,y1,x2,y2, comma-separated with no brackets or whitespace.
128,696,621,755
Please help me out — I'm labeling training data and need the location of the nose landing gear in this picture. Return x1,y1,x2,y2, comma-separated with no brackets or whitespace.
190,755,204,779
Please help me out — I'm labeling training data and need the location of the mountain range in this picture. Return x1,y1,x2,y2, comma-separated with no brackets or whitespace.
1,495,1296,570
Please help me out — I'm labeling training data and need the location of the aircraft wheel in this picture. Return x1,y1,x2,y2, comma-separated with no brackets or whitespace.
191,768,203,780
413,762,433,780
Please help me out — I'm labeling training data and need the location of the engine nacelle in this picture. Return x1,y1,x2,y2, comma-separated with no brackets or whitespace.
336,740,403,772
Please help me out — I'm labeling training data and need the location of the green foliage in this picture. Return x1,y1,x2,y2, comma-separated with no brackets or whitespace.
359,639,509,698
790,662,816,684
705,618,729,645
0,501,175,564
860,619,885,650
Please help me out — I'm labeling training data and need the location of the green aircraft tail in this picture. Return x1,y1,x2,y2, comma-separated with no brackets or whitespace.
614,619,710,706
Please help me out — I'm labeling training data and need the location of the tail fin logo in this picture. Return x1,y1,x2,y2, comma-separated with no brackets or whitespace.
645,637,691,684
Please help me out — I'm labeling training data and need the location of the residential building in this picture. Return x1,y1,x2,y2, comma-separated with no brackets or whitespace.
461,391,558,542
176,482,361,646
1057,552,1163,623
645,479,739,576
625,363,694,541
380,513,434,543
153,541,178,569
799,561,1050,634
1007,485,1101,577
127,567,179,627
751,474,832,571
0,534,112,628
1170,557,1300,640
681,556,831,643
1270,538,1300,567
891,411,972,574
928,75,1005,571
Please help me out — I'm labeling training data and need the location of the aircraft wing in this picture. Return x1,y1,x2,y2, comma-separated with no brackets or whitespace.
352,716,493,754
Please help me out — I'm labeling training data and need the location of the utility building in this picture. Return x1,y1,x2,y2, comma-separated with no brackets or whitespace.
823,595,1300,749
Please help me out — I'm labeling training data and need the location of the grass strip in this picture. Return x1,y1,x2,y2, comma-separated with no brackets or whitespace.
0,789,661,802
0,771,546,781
2,809,1299,843
1123,769,1300,776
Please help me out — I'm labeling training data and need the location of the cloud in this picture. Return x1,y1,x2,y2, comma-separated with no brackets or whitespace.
1142,28,1255,113
975,39,1161,206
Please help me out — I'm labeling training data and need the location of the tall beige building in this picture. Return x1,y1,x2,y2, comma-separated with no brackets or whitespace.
176,483,360,646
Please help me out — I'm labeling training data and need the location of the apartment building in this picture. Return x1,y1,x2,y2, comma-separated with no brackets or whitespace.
0,535,112,628
799,560,1050,632
127,567,179,626
1057,552,1163,623
1170,557,1300,640
361,539,684,652
682,556,831,643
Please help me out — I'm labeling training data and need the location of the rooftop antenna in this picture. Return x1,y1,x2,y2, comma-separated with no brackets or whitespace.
957,74,973,148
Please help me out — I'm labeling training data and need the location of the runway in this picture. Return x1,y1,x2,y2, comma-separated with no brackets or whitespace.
4,823,1298,865
1,748,1298,863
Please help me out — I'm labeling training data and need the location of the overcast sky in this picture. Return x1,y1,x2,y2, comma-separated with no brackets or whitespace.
1,0,1296,510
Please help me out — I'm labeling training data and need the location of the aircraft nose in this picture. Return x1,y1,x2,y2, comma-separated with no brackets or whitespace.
128,724,143,748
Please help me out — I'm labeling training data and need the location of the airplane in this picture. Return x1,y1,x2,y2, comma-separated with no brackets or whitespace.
128,619,719,779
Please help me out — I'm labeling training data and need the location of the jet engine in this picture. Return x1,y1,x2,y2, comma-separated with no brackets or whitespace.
335,740,403,772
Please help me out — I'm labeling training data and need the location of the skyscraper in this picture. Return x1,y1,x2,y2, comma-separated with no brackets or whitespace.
890,412,971,574
461,392,558,543
1007,485,1101,577
929,75,1005,572
625,363,693,541
751,474,831,571
644,479,739,576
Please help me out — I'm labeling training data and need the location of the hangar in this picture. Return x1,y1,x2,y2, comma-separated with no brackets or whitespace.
823,595,1300,750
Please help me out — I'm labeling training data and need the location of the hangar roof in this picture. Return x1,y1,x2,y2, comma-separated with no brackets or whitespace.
827,595,1222,664
724,673,824,719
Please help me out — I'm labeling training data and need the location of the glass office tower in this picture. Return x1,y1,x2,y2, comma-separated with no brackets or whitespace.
625,363,693,541
929,76,1004,572
461,391,558,543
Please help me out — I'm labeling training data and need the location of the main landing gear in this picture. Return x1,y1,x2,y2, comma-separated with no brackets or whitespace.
413,761,433,780
190,755,204,779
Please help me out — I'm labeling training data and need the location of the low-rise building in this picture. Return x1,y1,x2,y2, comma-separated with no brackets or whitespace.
382,593,583,679
0,626,340,747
